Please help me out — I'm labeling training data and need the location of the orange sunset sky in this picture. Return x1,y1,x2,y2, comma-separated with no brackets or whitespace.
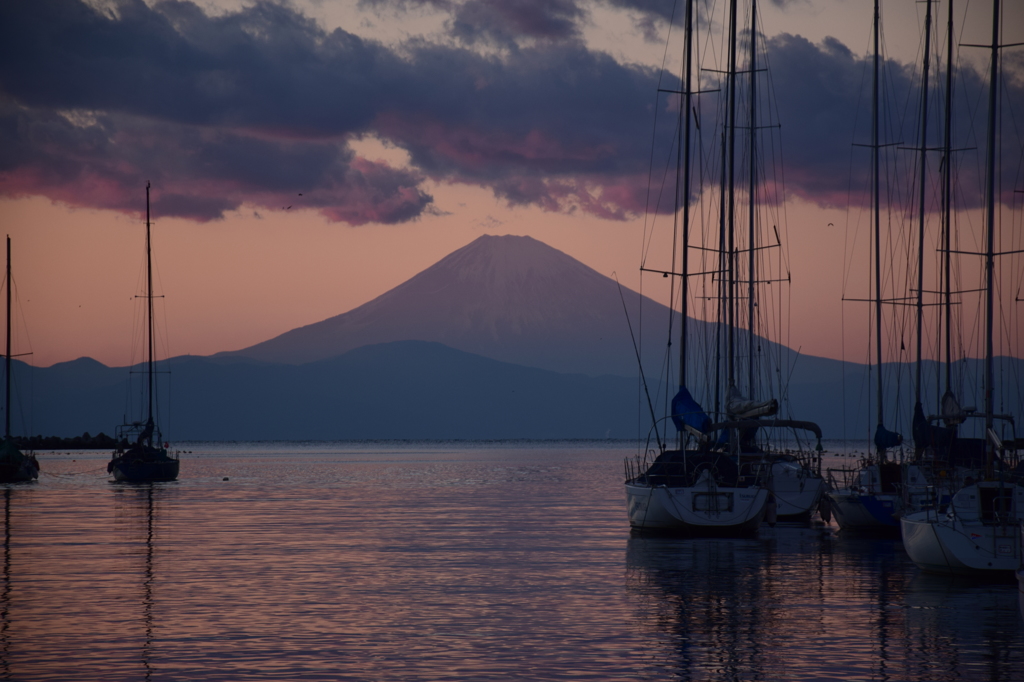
1,0,1021,369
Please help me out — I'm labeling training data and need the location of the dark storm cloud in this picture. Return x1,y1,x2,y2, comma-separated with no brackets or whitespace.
766,33,870,208
0,0,399,135
603,0,676,24
0,0,662,222
450,0,587,46
0,0,435,223
0,0,1019,225
360,0,586,44
767,32,1022,209
605,0,809,38
0,95,431,222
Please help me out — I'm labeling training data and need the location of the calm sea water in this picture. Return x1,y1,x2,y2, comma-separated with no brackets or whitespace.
3,441,1022,681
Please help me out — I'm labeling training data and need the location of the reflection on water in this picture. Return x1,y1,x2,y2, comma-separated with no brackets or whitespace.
626,534,771,679
903,572,1023,680
113,485,160,681
1,489,10,681
1,443,1022,680
626,526,1023,681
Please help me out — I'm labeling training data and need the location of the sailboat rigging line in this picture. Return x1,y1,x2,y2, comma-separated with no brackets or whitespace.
871,0,893,453
0,243,35,441
668,33,681,413
4,239,9,441
852,142,903,149
940,0,954,397
725,0,738,395
702,68,764,75
916,286,985,294
749,0,757,403
680,243,729,254
913,0,934,410
757,53,792,403
843,296,918,303
640,0,673,250
981,0,999,475
637,134,656,448
658,87,721,96
749,0,759,400
642,266,722,279
715,276,788,287
643,119,684,417
145,182,154,437
615,275,663,451
737,243,780,254
942,248,1024,256
677,0,696,396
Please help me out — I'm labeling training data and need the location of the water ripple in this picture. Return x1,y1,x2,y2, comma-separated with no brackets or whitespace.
0,442,1020,680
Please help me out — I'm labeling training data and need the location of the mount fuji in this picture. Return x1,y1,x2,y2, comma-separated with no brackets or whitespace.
222,234,673,378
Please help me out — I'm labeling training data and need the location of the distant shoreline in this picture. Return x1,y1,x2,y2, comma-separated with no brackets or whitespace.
15,433,123,451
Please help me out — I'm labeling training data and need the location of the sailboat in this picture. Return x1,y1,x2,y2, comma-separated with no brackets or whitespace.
826,0,908,532
625,0,823,533
902,0,985,517
108,184,179,483
0,238,39,484
900,0,1023,576
730,0,826,521
626,0,768,535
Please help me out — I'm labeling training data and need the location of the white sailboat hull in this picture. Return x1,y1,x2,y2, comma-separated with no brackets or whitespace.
827,490,901,531
901,510,1021,574
768,459,825,519
625,482,768,534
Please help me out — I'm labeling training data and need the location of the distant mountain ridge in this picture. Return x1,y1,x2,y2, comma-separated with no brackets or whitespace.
15,342,641,440
8,234,1020,441
11,347,1021,442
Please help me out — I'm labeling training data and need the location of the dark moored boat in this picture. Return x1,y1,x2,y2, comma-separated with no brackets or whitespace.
108,184,179,483
0,237,38,484
108,419,178,483
0,439,38,485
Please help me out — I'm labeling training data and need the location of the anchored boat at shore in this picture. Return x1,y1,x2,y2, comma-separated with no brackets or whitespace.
0,237,38,484
108,184,179,483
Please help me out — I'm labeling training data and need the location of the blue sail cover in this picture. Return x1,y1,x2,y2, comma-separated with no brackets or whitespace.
671,386,711,435
873,423,903,452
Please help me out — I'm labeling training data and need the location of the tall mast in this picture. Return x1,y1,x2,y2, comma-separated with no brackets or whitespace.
747,0,758,397
678,0,694,391
726,0,738,393
4,237,10,441
872,0,885,453
983,0,999,475
714,0,733,417
915,0,933,409
146,181,154,441
942,0,954,397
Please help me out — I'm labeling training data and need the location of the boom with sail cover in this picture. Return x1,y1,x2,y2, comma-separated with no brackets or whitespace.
671,386,711,438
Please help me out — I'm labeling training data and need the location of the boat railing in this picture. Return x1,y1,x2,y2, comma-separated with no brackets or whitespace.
707,419,824,469
624,450,657,483
759,446,825,477
625,450,764,488
826,466,860,492
739,459,771,488
112,420,177,459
